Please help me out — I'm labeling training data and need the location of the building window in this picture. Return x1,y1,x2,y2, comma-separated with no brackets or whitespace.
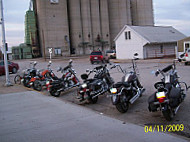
160,45,163,53
184,42,190,52
125,32,128,40
54,48,61,55
125,31,131,40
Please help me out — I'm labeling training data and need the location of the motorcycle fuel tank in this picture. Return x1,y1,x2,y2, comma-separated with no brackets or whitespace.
122,73,136,83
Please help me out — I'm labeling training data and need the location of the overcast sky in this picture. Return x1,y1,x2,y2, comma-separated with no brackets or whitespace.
1,0,190,47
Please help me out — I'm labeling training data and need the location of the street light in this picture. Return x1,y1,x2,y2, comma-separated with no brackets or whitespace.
0,0,11,86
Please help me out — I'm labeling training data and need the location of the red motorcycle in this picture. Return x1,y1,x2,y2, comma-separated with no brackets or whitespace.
33,61,58,91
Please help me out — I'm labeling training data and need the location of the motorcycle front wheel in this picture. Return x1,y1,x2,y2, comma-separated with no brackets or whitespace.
50,88,60,97
14,75,21,84
23,78,30,88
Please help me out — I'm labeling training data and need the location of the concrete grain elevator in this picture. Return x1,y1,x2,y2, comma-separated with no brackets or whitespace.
33,0,154,57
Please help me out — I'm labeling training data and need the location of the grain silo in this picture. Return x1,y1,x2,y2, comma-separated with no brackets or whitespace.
33,0,154,57
98,0,110,51
130,0,154,26
34,0,70,57
67,0,83,55
108,0,132,47
90,0,110,51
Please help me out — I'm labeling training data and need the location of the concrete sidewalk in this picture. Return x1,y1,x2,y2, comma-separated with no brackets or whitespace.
0,91,187,142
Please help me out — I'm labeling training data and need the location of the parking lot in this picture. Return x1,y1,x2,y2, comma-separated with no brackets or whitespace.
0,57,190,139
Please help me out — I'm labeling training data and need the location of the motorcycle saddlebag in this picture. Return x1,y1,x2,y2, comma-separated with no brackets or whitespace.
148,94,159,112
169,87,181,108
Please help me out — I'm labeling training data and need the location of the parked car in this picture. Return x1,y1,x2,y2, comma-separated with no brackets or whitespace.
0,60,19,75
90,51,109,64
106,50,116,59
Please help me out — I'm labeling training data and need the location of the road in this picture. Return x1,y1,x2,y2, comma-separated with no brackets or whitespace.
0,57,190,139
0,91,188,142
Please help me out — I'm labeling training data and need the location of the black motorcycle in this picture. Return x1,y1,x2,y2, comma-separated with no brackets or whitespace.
109,53,145,113
14,61,38,87
47,60,80,97
148,60,188,121
77,63,116,104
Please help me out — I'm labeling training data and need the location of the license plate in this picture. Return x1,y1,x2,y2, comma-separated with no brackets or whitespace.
94,57,98,59
112,95,117,102
156,92,166,99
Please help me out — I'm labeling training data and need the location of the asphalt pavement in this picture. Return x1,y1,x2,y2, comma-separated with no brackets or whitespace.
0,91,188,142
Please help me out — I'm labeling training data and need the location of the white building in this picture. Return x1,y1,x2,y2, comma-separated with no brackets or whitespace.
114,25,186,59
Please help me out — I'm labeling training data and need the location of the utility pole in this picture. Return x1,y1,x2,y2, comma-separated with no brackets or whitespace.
0,0,11,86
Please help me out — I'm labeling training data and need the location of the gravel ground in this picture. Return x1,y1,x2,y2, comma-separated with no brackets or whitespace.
0,57,190,140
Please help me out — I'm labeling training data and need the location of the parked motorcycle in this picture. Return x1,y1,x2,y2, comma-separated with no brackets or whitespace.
14,61,38,88
77,63,116,104
33,61,58,91
109,53,145,113
47,60,80,97
148,59,188,121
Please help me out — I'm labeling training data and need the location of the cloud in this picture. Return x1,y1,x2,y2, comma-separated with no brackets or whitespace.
155,19,190,36
5,23,24,32
154,0,190,36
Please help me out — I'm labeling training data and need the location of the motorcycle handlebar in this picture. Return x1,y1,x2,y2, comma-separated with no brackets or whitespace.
162,65,173,73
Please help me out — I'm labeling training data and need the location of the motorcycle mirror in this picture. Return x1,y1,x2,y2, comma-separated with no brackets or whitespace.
86,69,90,72
33,61,37,67
69,59,73,64
155,70,160,76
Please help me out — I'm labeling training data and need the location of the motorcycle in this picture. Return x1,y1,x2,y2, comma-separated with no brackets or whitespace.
33,61,58,91
47,60,80,97
14,61,38,88
77,63,116,104
148,59,188,121
109,53,145,113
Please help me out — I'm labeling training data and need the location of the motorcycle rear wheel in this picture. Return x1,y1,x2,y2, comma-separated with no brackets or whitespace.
162,109,174,121
33,80,42,91
88,96,98,104
115,102,129,113
50,88,60,97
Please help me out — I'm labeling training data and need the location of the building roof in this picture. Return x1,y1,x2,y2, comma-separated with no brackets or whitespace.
114,25,187,44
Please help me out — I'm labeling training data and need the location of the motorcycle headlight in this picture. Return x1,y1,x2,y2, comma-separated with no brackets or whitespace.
81,83,87,88
110,88,117,94
156,92,166,99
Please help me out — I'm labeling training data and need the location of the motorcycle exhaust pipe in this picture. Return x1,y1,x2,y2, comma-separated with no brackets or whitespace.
129,93,140,104
92,88,106,99
129,88,145,104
